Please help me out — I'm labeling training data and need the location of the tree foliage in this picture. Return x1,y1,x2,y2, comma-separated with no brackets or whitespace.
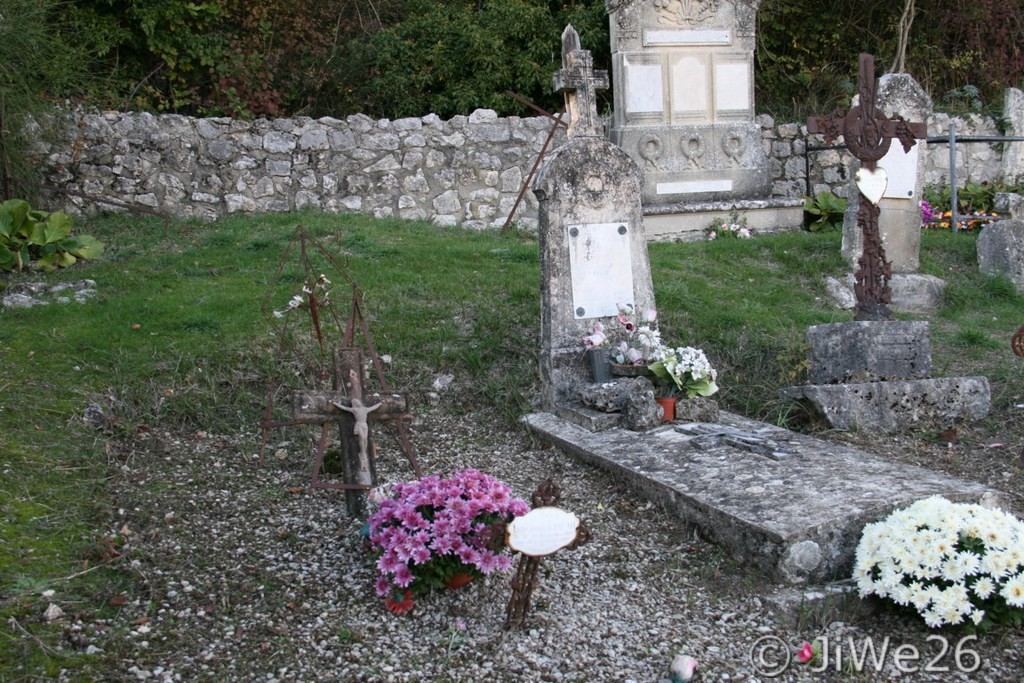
8,0,1024,122
0,0,95,199
755,0,1024,119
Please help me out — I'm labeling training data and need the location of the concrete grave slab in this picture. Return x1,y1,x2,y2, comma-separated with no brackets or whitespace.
522,409,1000,585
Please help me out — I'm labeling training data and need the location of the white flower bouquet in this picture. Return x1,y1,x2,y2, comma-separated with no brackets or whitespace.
647,345,719,398
853,496,1024,629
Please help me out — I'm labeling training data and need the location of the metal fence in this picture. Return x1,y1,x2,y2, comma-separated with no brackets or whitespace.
806,123,1024,232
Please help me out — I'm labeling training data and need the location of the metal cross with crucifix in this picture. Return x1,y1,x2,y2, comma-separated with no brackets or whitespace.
291,347,412,516
807,53,927,321
552,24,608,139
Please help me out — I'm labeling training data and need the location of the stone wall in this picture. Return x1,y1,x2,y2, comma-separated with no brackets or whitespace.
41,108,1011,229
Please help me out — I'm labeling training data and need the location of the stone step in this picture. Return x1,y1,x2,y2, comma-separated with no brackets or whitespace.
643,197,804,242
522,409,1000,585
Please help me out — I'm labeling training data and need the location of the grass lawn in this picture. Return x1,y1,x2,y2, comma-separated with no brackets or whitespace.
1,211,1022,677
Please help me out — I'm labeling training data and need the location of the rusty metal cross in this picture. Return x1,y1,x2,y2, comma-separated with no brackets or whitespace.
552,24,608,139
807,53,927,321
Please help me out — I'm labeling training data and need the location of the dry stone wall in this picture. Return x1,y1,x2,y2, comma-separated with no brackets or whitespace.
42,108,1011,228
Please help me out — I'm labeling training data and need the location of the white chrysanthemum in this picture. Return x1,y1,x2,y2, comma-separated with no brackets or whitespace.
853,496,1024,628
972,576,996,600
1001,573,1024,608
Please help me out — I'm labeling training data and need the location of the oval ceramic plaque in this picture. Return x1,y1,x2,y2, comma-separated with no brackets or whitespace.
506,507,580,557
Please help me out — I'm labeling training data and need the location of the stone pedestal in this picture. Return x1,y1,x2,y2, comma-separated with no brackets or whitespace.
783,320,990,433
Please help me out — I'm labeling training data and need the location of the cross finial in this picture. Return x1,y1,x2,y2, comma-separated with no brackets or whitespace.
552,25,609,139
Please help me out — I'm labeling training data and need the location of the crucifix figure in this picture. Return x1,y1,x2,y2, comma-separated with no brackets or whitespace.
552,24,609,139
807,53,927,321
331,394,382,482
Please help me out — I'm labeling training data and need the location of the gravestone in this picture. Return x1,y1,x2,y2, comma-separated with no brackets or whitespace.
828,72,946,313
792,55,990,432
604,0,801,237
535,25,656,415
978,192,1024,293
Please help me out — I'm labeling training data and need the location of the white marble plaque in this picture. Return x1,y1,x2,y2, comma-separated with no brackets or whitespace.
672,56,708,115
878,138,920,199
506,507,580,557
656,179,733,195
714,63,749,111
645,29,731,46
625,58,664,113
568,222,634,319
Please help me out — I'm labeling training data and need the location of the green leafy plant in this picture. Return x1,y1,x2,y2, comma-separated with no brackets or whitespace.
802,191,847,232
0,199,104,272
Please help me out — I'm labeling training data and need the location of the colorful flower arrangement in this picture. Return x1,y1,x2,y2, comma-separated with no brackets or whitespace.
648,345,719,398
853,495,1024,629
920,200,997,232
582,304,662,366
704,213,753,240
367,469,529,608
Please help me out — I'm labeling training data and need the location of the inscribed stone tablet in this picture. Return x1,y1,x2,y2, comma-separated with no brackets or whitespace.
879,138,920,199
624,58,664,114
714,63,749,111
568,222,635,319
506,507,581,557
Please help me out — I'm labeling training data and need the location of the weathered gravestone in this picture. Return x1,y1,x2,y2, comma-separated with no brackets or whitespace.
978,192,1024,294
824,70,946,313
604,0,802,238
535,25,657,424
785,54,990,433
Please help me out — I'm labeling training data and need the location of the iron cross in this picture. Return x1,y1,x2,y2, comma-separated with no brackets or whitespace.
807,53,927,321
552,25,608,139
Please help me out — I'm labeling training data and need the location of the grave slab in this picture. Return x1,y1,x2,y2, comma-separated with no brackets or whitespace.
522,409,1000,585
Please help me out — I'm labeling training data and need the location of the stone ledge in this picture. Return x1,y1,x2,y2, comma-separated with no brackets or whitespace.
780,377,991,432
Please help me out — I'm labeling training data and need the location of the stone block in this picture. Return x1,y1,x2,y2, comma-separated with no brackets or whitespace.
806,321,931,384
780,377,990,432
824,274,945,314
977,218,1024,293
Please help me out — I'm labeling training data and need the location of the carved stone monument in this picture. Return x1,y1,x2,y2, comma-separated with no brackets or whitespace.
535,25,656,418
606,0,766,204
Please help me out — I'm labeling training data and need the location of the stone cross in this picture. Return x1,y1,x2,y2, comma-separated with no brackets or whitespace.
807,53,927,321
552,24,609,139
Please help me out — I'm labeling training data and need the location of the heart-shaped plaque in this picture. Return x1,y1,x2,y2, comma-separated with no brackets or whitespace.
855,167,888,205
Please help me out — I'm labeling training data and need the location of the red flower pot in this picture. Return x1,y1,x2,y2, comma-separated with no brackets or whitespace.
445,572,475,590
656,397,676,422
384,589,414,615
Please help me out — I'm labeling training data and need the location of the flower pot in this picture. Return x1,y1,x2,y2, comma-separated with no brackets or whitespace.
655,397,676,422
444,572,475,590
587,348,612,383
384,589,415,615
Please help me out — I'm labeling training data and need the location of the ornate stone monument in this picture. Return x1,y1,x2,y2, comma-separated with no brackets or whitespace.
606,0,765,204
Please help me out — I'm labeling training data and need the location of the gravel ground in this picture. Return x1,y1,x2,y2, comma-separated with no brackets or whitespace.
51,404,1024,682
